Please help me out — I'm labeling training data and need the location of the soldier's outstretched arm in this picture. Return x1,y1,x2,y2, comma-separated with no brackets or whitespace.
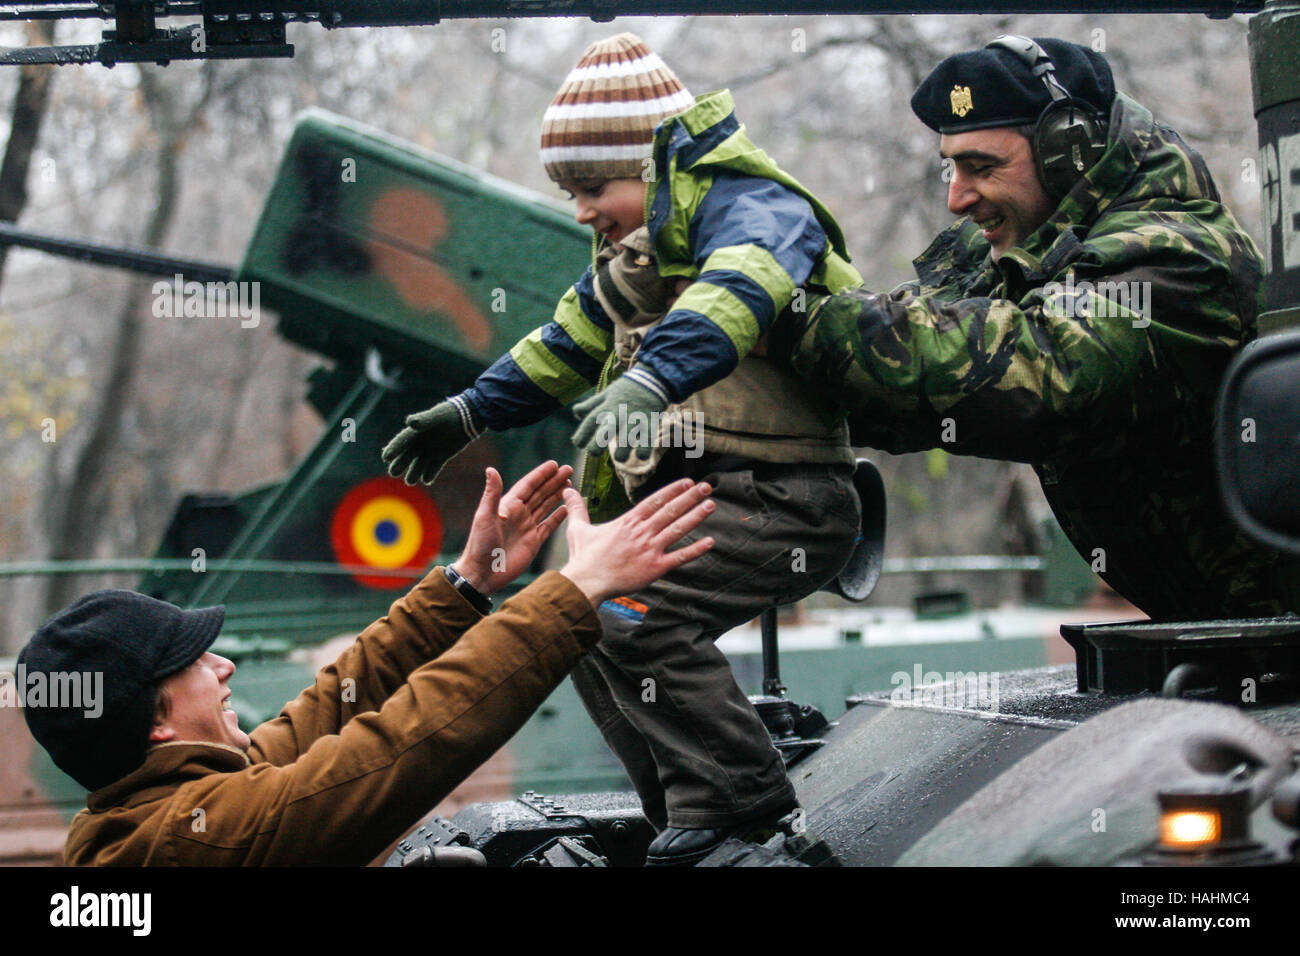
782,226,1255,463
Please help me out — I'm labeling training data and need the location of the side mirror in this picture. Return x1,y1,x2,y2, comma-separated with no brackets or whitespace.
1215,327,1300,555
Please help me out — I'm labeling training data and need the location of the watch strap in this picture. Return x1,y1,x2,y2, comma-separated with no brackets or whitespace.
444,564,493,615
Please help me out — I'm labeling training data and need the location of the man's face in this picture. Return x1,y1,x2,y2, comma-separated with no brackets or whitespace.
150,651,250,752
940,127,1057,259
558,178,647,247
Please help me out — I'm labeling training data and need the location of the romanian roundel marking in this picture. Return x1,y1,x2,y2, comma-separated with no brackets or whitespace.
330,477,443,590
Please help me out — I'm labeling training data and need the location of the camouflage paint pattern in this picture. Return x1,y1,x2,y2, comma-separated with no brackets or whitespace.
779,93,1293,620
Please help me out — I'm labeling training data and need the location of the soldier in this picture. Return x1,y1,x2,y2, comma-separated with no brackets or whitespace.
18,462,717,865
770,35,1297,620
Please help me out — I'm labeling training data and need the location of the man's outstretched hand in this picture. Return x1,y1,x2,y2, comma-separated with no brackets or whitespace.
559,478,715,606
453,461,573,597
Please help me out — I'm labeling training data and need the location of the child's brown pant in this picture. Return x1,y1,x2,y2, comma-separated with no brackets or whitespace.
571,460,860,830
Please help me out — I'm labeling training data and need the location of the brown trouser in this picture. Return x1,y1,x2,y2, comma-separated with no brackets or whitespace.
571,460,860,829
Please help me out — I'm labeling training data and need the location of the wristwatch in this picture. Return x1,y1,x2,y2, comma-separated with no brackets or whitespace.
444,564,493,615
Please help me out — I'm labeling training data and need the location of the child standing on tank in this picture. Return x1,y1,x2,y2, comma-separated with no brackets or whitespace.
382,32,862,865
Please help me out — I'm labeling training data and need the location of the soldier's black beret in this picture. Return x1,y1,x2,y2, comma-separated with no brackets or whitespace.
910,37,1115,134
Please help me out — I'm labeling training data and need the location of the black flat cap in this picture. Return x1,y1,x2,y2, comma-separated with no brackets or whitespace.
17,589,225,791
911,37,1115,134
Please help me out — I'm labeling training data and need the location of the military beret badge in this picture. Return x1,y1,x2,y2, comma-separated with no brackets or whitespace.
950,85,973,118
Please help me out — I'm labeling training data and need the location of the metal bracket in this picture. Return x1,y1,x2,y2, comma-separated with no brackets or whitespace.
589,0,619,22
537,835,608,867
0,22,293,66
518,790,576,819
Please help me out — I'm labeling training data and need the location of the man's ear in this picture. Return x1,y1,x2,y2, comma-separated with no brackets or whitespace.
148,682,175,743
148,716,175,744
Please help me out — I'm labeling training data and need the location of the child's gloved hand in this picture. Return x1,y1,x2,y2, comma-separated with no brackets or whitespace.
570,372,670,463
382,395,482,486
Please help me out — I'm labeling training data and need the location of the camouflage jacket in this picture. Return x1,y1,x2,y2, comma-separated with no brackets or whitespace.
783,92,1290,619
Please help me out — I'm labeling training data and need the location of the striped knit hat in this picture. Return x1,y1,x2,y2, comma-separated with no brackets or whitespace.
540,33,695,183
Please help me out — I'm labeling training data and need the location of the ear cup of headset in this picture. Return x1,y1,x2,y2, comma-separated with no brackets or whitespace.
1034,103,1108,199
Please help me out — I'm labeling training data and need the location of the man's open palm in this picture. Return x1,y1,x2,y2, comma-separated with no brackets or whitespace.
458,461,572,595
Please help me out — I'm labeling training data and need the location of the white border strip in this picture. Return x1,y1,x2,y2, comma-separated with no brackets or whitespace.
564,52,672,82
544,91,694,122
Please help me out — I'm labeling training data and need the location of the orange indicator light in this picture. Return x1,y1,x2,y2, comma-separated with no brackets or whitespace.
1160,810,1221,847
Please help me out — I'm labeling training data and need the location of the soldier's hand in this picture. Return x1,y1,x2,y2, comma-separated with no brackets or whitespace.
570,373,669,463
558,479,715,606
453,461,573,596
382,398,480,486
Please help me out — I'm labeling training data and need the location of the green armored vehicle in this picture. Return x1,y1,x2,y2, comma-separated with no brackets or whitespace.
1,0,1298,870
1,103,1089,862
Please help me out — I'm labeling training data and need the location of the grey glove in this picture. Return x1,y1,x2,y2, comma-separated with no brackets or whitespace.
571,370,671,463
382,394,482,486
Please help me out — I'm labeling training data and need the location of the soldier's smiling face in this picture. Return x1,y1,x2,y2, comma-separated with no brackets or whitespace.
940,127,1056,259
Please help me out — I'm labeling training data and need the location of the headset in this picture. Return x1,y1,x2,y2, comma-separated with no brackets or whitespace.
984,35,1109,199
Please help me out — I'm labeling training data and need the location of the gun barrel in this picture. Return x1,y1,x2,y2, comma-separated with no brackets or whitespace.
0,221,234,283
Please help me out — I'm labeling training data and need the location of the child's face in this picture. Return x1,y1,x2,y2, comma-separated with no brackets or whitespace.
559,178,647,247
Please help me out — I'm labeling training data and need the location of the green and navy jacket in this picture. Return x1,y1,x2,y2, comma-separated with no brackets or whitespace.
461,90,861,510
784,92,1294,619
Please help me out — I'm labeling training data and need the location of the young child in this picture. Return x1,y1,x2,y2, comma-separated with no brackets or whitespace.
382,33,863,865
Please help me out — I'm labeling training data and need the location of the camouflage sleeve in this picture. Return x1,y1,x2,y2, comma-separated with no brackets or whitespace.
790,215,1256,463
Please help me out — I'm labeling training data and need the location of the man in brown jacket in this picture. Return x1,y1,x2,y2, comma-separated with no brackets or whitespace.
19,461,716,865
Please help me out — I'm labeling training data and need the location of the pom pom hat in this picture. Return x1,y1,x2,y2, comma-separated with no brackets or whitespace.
540,32,695,183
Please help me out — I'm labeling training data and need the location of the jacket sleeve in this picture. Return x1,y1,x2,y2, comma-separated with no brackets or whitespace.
175,571,601,865
635,171,828,402
246,567,483,767
460,268,613,431
793,211,1256,464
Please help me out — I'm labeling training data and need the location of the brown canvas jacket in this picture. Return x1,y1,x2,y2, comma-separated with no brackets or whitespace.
64,569,600,866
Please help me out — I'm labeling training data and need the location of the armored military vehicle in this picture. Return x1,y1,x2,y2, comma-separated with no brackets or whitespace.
0,103,1093,863
0,0,1297,870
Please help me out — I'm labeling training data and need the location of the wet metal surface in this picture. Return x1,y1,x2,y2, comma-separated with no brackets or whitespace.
793,698,1064,865
796,664,1300,865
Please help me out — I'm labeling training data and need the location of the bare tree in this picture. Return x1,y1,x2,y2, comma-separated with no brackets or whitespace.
0,20,56,277
42,65,216,615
